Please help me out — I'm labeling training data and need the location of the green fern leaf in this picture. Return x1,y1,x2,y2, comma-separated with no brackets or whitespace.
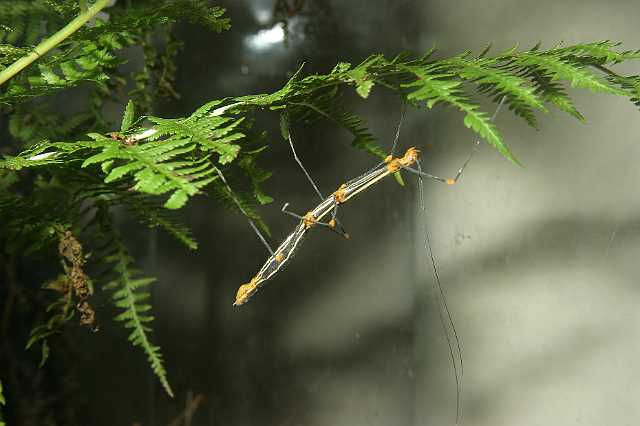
0,1,64,45
513,51,629,96
553,40,640,65
527,70,585,121
164,189,189,210
81,138,215,209
346,54,385,98
148,112,246,164
121,100,135,132
127,197,198,249
238,154,273,205
289,93,386,159
403,70,518,163
437,56,547,127
104,244,173,397
604,74,640,109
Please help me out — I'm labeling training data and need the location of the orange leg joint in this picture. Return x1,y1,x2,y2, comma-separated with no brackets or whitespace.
303,211,317,229
333,184,347,204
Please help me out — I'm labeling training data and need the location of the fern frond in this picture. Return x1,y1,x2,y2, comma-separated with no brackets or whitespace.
25,275,75,367
512,50,629,96
9,102,95,145
0,0,65,45
604,74,640,109
145,0,230,33
344,55,385,98
7,41,640,200
213,41,640,163
0,31,124,106
552,40,640,65
25,228,97,365
128,196,198,249
436,55,547,128
523,68,585,121
238,153,273,205
0,175,75,254
77,1,230,38
0,1,230,107
289,91,386,158
402,69,517,163
0,44,32,69
148,110,245,164
102,239,173,397
80,133,215,209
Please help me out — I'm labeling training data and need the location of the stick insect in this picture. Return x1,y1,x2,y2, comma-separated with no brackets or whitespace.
230,98,505,425
233,98,504,306
233,145,426,306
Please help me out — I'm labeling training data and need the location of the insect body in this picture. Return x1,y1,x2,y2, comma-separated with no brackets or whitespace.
233,98,505,426
233,147,422,306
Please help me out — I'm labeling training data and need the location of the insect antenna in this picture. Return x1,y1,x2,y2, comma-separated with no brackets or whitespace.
389,101,407,157
411,95,508,424
417,159,463,426
358,102,408,179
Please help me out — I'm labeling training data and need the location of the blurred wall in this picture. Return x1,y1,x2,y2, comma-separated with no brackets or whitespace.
413,1,640,425
85,1,640,425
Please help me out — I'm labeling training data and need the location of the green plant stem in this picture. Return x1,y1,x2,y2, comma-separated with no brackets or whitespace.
0,0,111,87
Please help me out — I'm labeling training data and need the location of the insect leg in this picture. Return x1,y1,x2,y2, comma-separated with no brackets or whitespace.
214,167,275,255
281,203,349,239
328,202,350,238
280,202,307,221
285,130,350,238
404,96,507,185
287,132,324,201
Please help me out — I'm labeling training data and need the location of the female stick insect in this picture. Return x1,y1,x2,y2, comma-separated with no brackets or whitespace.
230,98,506,425
233,97,505,307
233,145,424,306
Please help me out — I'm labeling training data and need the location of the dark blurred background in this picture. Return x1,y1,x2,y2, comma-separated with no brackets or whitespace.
60,1,640,425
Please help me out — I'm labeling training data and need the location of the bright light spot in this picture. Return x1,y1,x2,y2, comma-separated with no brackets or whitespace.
132,128,157,141
254,8,271,25
27,151,57,161
245,24,285,51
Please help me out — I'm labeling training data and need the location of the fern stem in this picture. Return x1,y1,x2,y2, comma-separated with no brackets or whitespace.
0,0,112,87
593,63,623,78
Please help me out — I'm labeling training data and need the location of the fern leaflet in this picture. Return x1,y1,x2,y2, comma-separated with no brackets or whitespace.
103,240,173,397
